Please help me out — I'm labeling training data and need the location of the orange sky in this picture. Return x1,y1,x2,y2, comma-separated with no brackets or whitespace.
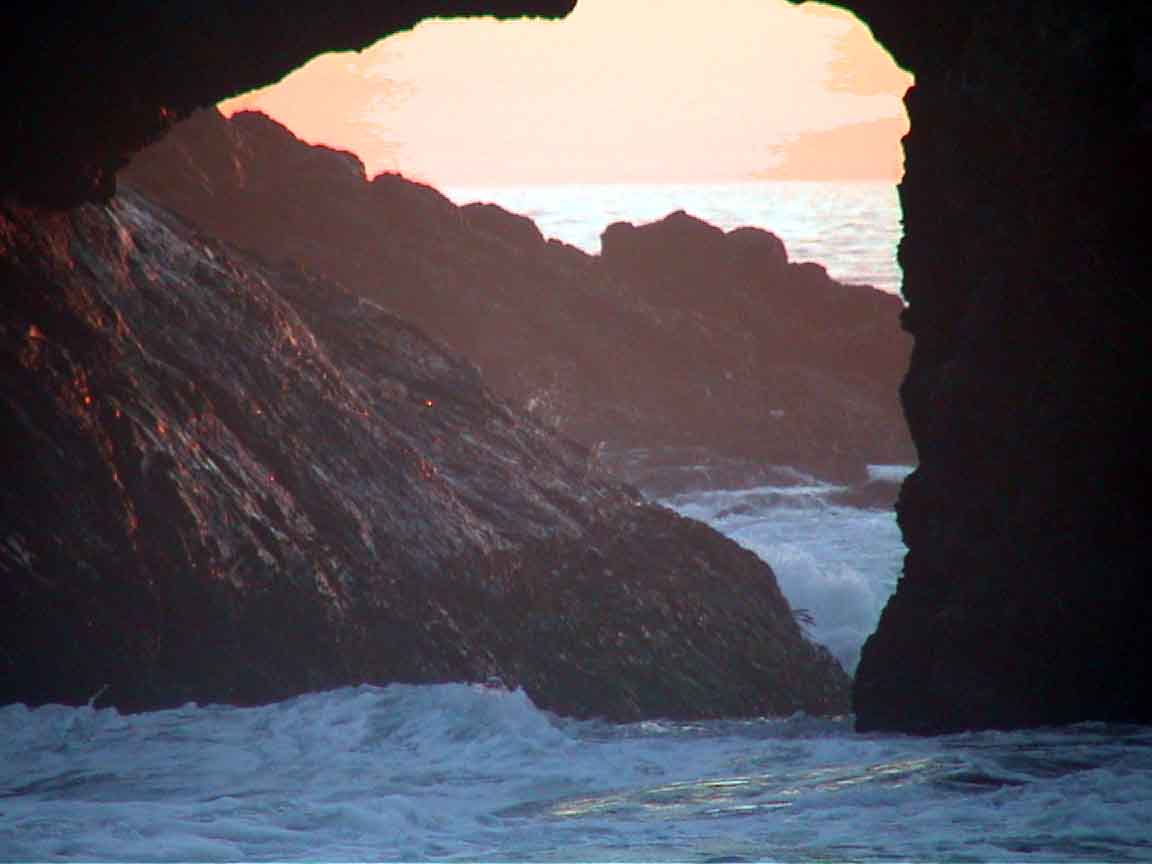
219,0,912,186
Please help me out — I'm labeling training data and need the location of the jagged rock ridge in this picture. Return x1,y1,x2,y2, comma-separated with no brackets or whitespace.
122,108,913,485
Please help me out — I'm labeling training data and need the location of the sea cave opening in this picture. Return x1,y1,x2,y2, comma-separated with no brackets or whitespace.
121,0,912,677
218,0,913,295
118,0,915,675
6,14,1151,853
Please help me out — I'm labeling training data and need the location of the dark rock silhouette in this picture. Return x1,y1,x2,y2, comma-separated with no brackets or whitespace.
122,108,913,486
0,1,576,209
3,0,1148,733
0,189,849,718
846,3,1152,733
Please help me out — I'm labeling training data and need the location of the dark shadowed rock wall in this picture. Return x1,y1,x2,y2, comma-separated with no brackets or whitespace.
121,108,912,483
828,2,1152,732
0,190,849,718
2,1,574,208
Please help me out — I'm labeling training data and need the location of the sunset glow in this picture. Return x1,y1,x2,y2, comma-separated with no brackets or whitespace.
219,0,912,186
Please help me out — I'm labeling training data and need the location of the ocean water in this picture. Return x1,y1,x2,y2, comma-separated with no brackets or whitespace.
660,465,910,675
444,181,904,295
7,185,1152,862
4,682,1151,861
5,471,1151,862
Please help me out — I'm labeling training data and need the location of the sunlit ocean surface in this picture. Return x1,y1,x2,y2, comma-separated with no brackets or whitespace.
445,180,904,295
6,185,1151,863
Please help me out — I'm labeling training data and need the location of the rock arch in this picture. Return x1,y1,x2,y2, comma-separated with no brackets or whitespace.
3,1,1148,732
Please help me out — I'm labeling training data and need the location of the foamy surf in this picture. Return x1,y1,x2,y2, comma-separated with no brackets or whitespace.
3,683,1150,862
662,473,905,673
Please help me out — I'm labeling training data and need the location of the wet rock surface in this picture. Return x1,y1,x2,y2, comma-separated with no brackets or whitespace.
122,109,913,485
0,191,849,718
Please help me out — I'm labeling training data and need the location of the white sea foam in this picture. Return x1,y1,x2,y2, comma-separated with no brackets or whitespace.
8,183,1151,861
662,481,904,673
4,487,1146,864
4,477,1149,863
3,685,1150,862
867,462,916,483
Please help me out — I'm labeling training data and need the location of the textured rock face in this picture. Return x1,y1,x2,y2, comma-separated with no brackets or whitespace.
122,109,912,483
837,2,1152,732
0,191,849,718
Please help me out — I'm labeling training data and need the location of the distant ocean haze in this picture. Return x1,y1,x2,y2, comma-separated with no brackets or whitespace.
444,180,904,296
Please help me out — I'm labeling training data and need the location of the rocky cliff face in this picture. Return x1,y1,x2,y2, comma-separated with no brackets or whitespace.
122,109,912,484
843,3,1152,732
0,190,849,718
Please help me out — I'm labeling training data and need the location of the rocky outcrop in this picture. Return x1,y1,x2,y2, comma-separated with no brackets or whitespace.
0,189,849,718
845,3,1152,732
122,108,913,484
